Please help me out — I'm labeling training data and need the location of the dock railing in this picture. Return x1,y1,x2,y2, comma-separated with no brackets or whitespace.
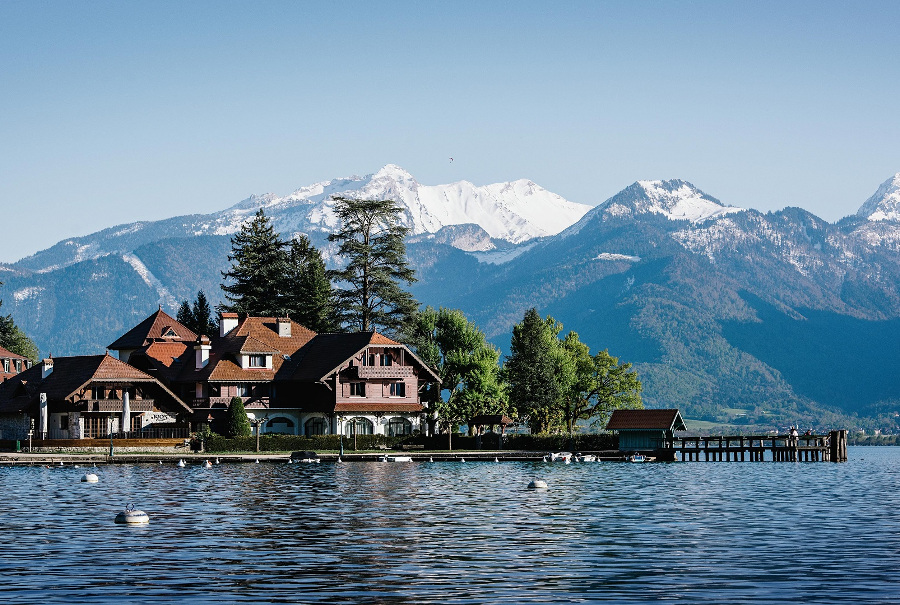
670,430,848,462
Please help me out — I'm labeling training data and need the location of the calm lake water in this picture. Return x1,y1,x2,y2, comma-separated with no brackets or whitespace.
1,446,899,604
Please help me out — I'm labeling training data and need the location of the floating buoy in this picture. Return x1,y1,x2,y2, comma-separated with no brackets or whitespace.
203,460,212,469
59,461,64,466
527,479,548,489
115,503,149,525
177,459,185,467
542,456,548,462
81,473,99,483
74,465,80,468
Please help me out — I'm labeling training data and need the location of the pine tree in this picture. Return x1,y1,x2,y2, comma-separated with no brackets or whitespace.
176,300,193,330
225,396,252,438
220,209,289,316
283,236,338,332
327,197,417,335
505,308,568,434
191,291,216,336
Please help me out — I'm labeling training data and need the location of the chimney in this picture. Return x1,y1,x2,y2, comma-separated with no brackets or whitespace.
220,313,239,337
194,335,211,370
277,317,291,338
41,358,54,380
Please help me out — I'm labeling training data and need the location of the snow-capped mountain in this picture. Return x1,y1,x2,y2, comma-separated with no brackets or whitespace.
10,165,592,274
857,173,900,222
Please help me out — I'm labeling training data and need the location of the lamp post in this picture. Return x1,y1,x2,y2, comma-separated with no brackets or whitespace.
338,415,345,457
249,415,268,453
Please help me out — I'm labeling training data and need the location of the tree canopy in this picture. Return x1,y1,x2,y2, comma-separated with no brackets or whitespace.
327,197,418,335
405,306,507,446
177,290,216,337
282,236,338,333
220,209,290,316
505,308,642,434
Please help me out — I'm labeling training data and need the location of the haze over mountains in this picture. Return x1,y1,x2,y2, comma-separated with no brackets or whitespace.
3,167,900,429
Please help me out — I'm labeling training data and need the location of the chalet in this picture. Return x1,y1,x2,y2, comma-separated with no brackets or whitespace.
0,345,29,382
0,354,193,441
109,309,440,437
605,408,687,451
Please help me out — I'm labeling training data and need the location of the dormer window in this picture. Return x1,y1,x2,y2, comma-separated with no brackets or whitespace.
14,360,22,372
2,359,8,373
248,354,267,368
162,327,178,338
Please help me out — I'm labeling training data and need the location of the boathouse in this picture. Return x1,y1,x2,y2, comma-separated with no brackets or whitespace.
606,408,686,451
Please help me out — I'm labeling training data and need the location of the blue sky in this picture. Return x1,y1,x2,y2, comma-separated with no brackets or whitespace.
1,1,899,263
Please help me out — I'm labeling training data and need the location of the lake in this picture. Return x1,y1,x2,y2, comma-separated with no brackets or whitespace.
1,446,899,604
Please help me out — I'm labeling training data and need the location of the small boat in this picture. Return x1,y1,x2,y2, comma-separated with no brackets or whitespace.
549,452,572,463
290,451,321,463
628,454,646,463
575,454,597,462
380,455,413,462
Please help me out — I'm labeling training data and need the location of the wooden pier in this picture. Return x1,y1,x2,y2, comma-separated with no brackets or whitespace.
669,430,848,462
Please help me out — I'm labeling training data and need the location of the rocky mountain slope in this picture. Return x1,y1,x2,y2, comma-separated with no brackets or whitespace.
3,170,900,428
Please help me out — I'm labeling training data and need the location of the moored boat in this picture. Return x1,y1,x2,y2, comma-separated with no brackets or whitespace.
380,455,413,462
549,452,572,463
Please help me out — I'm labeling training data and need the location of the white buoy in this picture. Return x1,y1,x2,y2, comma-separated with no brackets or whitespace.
115,503,149,525
527,479,548,489
59,461,64,466
81,473,99,483
74,465,80,468
203,460,212,468
542,456,548,462
177,459,185,467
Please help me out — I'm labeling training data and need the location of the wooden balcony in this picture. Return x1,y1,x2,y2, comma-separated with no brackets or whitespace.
191,396,270,409
79,399,154,412
356,365,414,379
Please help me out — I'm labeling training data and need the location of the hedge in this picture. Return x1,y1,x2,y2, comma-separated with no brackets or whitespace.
200,432,619,453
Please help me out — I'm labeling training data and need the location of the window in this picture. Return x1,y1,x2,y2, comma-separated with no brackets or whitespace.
349,382,365,397
59,415,69,430
387,417,412,436
362,353,375,366
380,354,392,366
2,359,8,373
14,360,22,372
389,382,406,397
92,387,106,400
248,354,267,368
344,417,373,436
268,417,296,434
305,417,328,436
236,384,251,397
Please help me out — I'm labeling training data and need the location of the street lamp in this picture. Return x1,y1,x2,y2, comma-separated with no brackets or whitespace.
248,414,268,453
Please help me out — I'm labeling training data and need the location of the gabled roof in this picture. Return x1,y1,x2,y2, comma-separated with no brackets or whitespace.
0,354,191,414
0,345,27,361
605,409,687,431
108,308,197,350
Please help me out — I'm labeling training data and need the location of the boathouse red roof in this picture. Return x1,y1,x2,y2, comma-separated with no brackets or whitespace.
605,409,687,431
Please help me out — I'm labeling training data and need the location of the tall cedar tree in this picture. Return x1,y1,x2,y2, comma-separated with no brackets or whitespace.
0,286,39,361
283,236,339,332
220,209,289,316
327,197,417,335
177,291,217,336
505,308,569,434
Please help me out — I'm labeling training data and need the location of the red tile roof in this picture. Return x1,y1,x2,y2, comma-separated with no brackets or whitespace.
108,308,197,350
605,409,686,431
0,345,27,360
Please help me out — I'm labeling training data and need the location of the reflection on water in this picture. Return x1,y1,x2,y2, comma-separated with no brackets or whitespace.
1,447,899,604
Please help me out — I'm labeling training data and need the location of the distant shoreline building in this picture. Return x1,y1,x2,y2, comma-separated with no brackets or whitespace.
0,345,29,383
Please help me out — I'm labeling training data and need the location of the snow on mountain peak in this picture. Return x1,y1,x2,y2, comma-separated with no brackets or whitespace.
634,179,744,223
857,173,900,222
